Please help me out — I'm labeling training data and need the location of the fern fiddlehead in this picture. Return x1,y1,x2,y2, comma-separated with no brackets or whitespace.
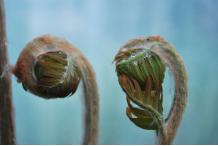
114,36,188,144
11,35,99,144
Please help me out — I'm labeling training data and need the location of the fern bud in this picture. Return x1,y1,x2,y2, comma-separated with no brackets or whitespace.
114,37,166,130
13,35,81,99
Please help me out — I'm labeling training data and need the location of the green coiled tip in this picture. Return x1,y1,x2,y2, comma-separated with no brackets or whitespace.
115,46,165,130
33,50,81,98
14,35,82,99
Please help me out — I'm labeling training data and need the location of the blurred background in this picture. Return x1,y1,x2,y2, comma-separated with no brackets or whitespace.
4,0,218,144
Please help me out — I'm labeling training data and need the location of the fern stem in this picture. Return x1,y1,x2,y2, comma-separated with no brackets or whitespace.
71,48,99,144
151,42,188,144
0,0,16,144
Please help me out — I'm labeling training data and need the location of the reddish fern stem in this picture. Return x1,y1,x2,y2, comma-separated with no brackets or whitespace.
0,0,16,144
151,42,188,144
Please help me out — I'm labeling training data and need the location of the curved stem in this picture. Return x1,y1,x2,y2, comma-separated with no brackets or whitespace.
0,0,16,144
71,49,99,144
151,42,188,144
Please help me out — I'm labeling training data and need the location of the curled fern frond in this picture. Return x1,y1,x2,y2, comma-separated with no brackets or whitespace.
114,35,188,144
12,35,99,144
115,44,165,130
13,36,81,98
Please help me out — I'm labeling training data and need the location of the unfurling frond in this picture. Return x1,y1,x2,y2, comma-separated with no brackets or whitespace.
114,36,188,144
115,45,165,130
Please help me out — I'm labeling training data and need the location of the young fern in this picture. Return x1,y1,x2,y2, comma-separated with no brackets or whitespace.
10,35,99,144
114,36,188,144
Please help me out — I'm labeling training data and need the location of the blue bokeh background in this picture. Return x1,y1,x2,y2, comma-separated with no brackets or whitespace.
4,0,218,144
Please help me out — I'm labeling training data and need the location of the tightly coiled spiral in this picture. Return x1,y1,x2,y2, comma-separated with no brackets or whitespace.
13,36,81,98
11,35,99,144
